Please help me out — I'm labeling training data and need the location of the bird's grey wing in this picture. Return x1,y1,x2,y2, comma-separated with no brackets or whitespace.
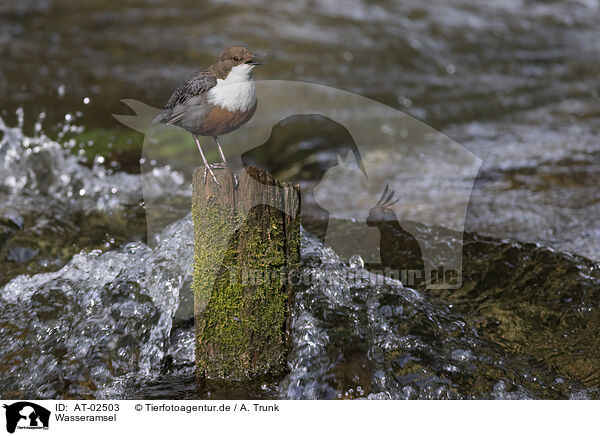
152,71,217,125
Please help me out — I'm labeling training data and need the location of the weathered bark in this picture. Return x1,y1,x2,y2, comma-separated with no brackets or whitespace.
192,166,300,380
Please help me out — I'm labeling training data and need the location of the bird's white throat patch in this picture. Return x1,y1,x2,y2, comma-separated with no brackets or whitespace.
208,64,256,112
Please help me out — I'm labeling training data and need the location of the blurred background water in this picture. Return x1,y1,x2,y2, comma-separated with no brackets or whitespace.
0,0,599,399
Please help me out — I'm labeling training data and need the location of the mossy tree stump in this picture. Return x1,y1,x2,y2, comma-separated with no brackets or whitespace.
192,166,300,380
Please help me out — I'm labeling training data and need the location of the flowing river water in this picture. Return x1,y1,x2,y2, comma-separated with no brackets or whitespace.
0,0,599,398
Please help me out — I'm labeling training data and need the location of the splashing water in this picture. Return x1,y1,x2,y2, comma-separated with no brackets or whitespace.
0,113,598,399
280,228,597,399
0,112,188,209
0,215,192,398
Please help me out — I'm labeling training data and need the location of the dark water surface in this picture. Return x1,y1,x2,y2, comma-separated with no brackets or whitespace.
0,0,599,398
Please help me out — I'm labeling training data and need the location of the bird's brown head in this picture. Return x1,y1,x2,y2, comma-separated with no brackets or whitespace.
210,45,261,79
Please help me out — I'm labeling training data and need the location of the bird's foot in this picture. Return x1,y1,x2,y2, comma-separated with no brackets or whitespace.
209,162,229,169
203,166,220,186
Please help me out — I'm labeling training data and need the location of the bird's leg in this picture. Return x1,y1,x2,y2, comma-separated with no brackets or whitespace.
194,135,219,185
212,135,238,186
212,136,228,168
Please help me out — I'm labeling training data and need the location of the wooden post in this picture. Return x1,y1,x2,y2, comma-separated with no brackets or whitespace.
192,166,300,380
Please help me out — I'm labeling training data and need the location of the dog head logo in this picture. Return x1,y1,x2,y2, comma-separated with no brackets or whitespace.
3,402,50,434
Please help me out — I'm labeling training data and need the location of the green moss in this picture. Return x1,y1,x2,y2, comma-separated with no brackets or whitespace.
192,181,300,379
191,199,239,306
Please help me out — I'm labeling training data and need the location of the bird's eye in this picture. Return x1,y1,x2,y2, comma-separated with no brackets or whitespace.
233,56,240,62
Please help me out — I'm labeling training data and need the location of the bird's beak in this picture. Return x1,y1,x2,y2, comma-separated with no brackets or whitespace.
246,53,266,66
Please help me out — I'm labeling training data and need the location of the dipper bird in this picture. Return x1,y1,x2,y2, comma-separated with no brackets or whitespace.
153,45,262,184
